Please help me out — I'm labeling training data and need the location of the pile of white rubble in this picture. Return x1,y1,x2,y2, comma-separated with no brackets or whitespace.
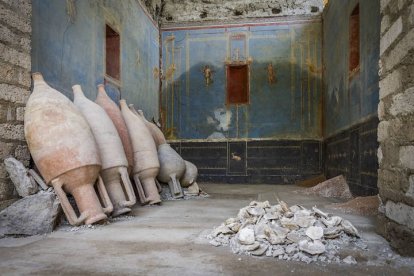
208,200,365,264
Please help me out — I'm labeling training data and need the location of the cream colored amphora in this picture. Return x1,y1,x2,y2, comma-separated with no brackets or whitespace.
120,100,161,205
73,85,136,216
130,106,184,198
24,73,113,225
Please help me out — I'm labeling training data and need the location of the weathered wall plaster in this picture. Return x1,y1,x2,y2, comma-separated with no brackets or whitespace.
32,0,160,120
161,19,323,140
0,0,32,201
377,0,414,256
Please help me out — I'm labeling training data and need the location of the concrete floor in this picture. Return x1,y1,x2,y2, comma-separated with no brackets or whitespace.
1,184,414,275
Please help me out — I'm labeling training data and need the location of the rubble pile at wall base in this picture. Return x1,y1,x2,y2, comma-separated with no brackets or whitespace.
208,200,366,264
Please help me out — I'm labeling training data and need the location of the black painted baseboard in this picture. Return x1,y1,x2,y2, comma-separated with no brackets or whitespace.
169,139,323,184
168,117,378,196
324,117,379,196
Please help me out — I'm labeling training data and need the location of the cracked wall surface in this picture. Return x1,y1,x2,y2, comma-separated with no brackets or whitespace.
0,0,32,201
377,0,414,256
144,0,323,24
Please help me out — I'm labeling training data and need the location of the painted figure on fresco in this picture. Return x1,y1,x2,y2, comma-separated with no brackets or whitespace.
203,65,213,86
267,63,277,84
153,67,159,79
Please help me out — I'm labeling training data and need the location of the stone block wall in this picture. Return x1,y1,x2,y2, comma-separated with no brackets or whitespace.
158,0,323,24
377,0,414,256
0,0,32,201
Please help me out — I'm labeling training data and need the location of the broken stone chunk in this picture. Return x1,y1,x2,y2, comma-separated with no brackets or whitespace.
323,227,341,239
264,212,279,220
212,224,233,237
227,222,241,232
341,219,360,237
225,217,237,225
321,216,342,227
250,200,271,209
4,157,38,197
343,255,357,264
285,244,298,254
312,206,329,218
186,182,200,195
286,231,302,243
240,241,260,251
299,239,326,255
289,205,303,213
238,227,255,245
305,226,324,240
280,217,299,230
247,206,265,216
251,245,268,256
0,191,61,236
293,211,316,228
209,240,221,247
272,247,285,257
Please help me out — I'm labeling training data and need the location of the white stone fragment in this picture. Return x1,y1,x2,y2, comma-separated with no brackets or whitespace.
299,240,326,255
306,226,324,240
238,227,255,245
343,256,357,264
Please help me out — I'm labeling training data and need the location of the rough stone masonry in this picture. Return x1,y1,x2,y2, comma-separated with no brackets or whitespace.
144,0,323,24
377,0,414,256
0,0,32,201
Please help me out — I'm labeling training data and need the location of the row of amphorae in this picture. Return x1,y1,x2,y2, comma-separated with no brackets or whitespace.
24,73,199,226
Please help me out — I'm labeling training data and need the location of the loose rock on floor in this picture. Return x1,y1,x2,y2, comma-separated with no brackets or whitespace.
0,190,62,236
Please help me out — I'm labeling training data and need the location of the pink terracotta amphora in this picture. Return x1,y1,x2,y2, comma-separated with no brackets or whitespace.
95,85,134,174
73,85,136,216
24,73,112,225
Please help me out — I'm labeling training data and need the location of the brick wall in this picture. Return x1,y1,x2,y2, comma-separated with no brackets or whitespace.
0,0,32,201
377,0,414,256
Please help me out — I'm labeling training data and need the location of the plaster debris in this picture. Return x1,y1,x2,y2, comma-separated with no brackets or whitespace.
299,175,353,199
208,200,365,264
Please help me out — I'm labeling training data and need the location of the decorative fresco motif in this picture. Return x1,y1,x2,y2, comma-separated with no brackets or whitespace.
161,19,322,140
267,63,276,85
202,65,213,86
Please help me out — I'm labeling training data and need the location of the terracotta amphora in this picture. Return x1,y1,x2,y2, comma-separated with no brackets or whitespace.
95,85,134,174
24,73,112,226
73,85,136,216
129,105,166,147
120,100,161,205
157,144,186,199
181,161,200,195
181,160,198,187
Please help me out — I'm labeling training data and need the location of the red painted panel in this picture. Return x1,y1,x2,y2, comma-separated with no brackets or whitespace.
226,64,249,105
106,25,120,80
349,5,360,73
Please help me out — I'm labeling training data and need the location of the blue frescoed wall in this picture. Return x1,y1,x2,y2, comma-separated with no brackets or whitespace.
323,0,380,196
323,0,380,137
161,19,323,140
32,0,160,120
